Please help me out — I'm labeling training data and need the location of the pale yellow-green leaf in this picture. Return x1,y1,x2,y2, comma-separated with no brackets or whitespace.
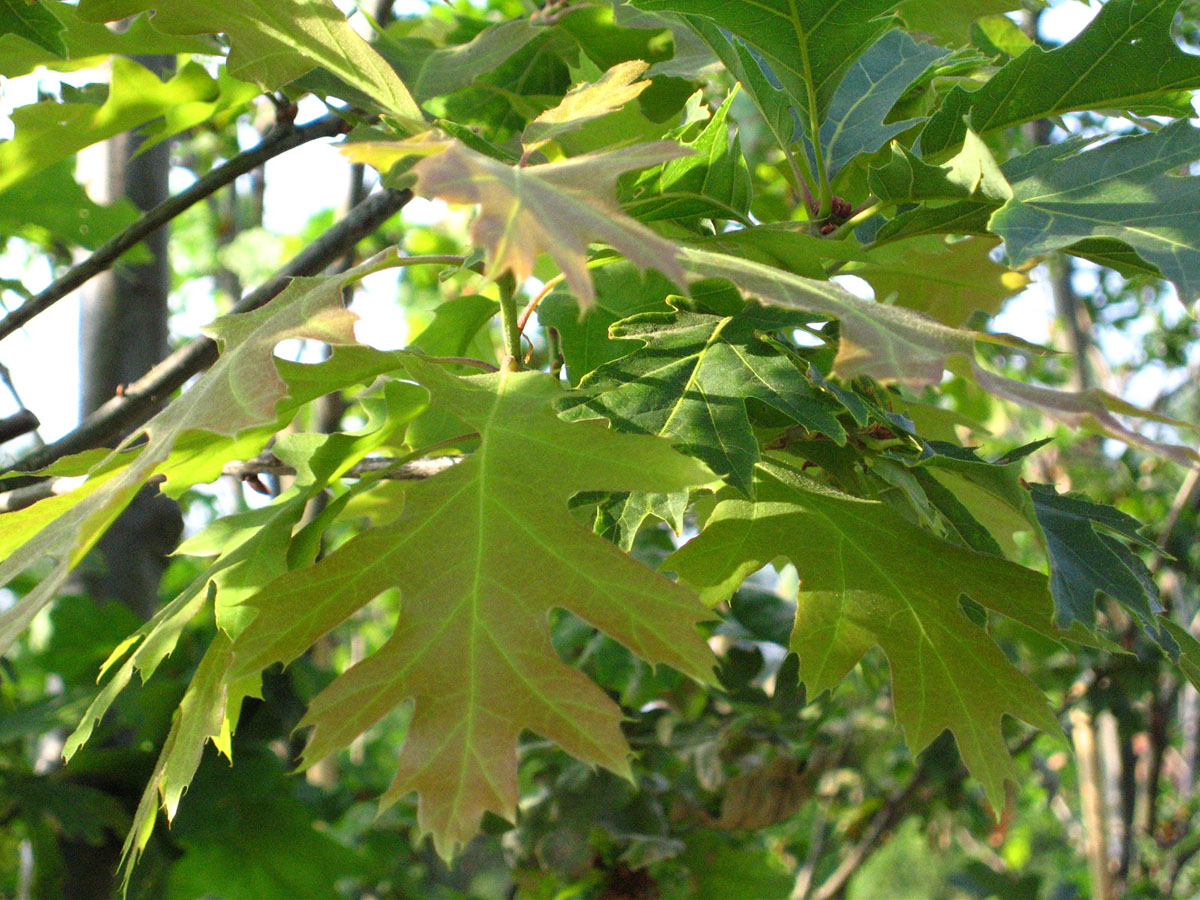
77,0,423,124
356,139,691,307
523,59,652,152
856,236,1030,327
0,253,402,658
0,57,218,196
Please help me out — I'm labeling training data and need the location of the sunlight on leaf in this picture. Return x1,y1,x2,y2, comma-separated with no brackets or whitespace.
349,138,691,307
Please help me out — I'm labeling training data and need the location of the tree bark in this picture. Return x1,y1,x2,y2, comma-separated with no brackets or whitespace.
63,54,182,900
76,55,183,617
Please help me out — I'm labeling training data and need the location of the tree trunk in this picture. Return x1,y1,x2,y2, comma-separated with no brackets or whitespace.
62,54,182,900
77,54,182,617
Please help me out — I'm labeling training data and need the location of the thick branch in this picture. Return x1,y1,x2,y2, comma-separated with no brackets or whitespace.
0,410,39,446
6,188,410,479
0,114,349,343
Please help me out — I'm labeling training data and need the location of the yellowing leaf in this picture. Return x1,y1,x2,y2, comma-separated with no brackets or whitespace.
856,236,1029,327
76,0,423,123
666,459,1062,810
523,59,652,152
405,139,689,307
230,355,717,857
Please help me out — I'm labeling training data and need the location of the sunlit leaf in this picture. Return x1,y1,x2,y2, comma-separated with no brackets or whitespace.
77,0,423,123
228,356,715,857
349,138,690,307
895,0,1030,47
854,236,1029,327
0,2,214,77
0,253,405,658
0,58,218,196
633,0,902,124
523,59,652,152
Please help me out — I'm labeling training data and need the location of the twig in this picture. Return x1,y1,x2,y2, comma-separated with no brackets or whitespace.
374,0,397,27
0,114,350,343
0,473,166,514
809,719,1054,900
222,453,463,481
517,275,562,334
4,188,411,481
1158,465,1200,562
498,274,522,372
829,201,884,241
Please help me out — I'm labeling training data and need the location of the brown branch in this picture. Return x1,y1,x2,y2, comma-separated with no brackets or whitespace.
0,410,39,446
0,114,350,343
0,473,165,514
4,188,411,481
374,0,398,27
0,452,461,515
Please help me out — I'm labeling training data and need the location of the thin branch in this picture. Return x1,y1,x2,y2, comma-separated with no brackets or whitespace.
1158,465,1200,563
0,473,165,514
809,722,1053,900
517,275,562,334
374,0,397,27
222,453,463,481
5,188,411,480
0,114,349,343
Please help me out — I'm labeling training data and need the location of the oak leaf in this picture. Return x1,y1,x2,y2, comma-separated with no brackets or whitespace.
230,354,717,857
406,139,690,307
76,0,422,122
666,458,1063,810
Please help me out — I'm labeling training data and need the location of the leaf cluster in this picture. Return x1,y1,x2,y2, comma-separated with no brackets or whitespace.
0,0,1199,894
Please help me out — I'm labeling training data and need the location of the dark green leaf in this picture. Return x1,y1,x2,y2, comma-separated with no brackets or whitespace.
626,92,753,225
0,0,64,55
560,302,847,494
633,0,902,124
1028,483,1160,628
920,0,1200,158
667,458,1062,810
821,29,948,177
990,119,1200,301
